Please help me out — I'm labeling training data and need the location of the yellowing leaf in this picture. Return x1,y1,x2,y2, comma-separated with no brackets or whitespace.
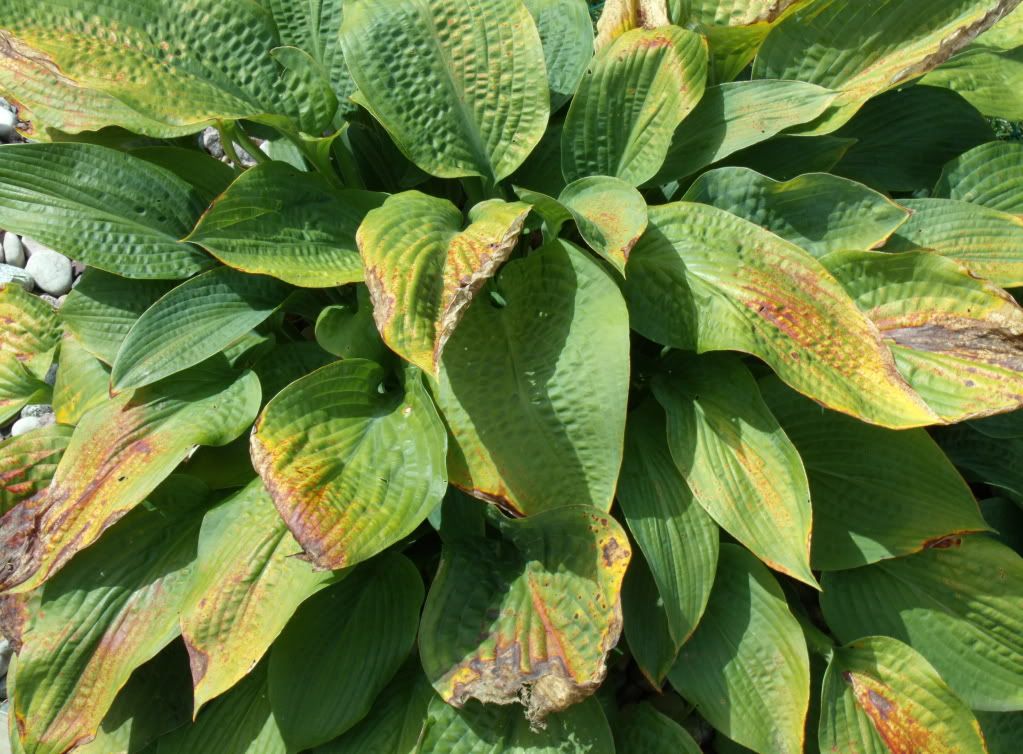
594,0,671,51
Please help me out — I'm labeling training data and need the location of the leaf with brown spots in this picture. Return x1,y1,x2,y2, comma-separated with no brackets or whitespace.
0,358,260,594
357,192,531,373
820,636,989,754
0,283,59,423
250,359,447,571
824,249,1023,422
594,0,671,51
8,476,207,754
51,334,110,426
0,423,72,516
419,507,630,724
624,202,937,429
180,479,336,714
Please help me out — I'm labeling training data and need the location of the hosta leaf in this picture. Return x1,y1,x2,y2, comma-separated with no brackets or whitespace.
653,354,814,585
651,81,837,185
822,535,1023,711
419,694,614,754
250,340,336,403
668,545,810,754
268,553,423,751
130,147,238,206
976,710,1023,754
358,192,531,373
251,359,447,570
614,702,702,754
436,240,630,515
314,288,391,365
934,140,1023,213
0,143,212,279
885,198,1023,288
525,0,594,109
0,0,318,136
617,400,719,649
562,26,707,186
980,0,1023,45
0,360,260,593
60,270,174,364
594,0,671,51
10,480,205,754
0,284,59,422
340,0,549,182
820,636,989,754
111,267,291,391
0,424,72,516
52,334,111,426
683,168,908,258
310,663,435,754
419,507,630,720
753,0,1022,133
181,480,335,713
150,659,285,754
187,162,385,288
824,249,1023,422
982,497,1023,554
923,45,1023,120
937,424,1023,502
0,359,50,426
621,548,682,686
721,134,857,183
760,377,988,571
624,202,936,429
269,46,339,134
831,85,995,193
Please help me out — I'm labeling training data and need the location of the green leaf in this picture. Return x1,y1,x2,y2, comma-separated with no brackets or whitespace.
923,45,1023,120
934,140,1023,214
181,480,335,712
358,192,531,373
269,46,339,134
129,146,238,205
621,547,682,687
823,249,1023,422
0,0,319,137
885,198,1023,288
150,659,285,754
52,334,111,426
314,288,391,364
981,497,1023,554
669,545,810,754
720,134,857,183
10,481,205,754
0,143,212,278
617,400,719,650
110,267,291,391
760,376,989,571
419,507,630,721
652,354,815,585
0,423,72,516
0,284,59,422
268,553,423,751
651,81,837,184
436,240,630,515
309,662,435,754
753,0,1021,133
562,25,707,186
419,694,614,754
60,269,174,364
0,360,260,593
525,0,594,110
683,167,908,258
822,534,1023,711
614,702,702,754
623,202,936,429
341,0,550,182
251,359,447,570
830,85,995,193
187,162,385,288
976,710,1023,754
820,636,989,754
936,424,1023,503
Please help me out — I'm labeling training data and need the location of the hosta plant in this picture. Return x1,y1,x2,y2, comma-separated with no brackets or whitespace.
2,0,1023,752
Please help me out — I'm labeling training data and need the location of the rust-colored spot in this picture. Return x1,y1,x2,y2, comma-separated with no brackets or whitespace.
924,534,964,550
847,673,935,754
601,537,629,567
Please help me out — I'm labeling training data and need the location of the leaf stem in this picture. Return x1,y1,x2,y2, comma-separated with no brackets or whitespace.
227,121,269,165
215,121,250,170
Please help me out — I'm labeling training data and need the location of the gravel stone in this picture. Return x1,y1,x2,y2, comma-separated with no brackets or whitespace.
202,127,225,159
21,403,53,418
2,233,24,268
10,414,54,436
25,249,73,295
0,108,15,141
0,263,33,290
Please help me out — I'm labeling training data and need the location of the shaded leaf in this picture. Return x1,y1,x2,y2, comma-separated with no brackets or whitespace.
340,0,550,182
251,359,447,570
563,25,707,186
720,134,857,183
419,507,630,721
614,702,702,754
129,146,238,205
668,545,810,754
436,240,630,515
822,534,1023,711
0,360,260,593
621,547,681,687
358,192,530,372
268,553,423,751
976,710,1023,754
525,0,594,109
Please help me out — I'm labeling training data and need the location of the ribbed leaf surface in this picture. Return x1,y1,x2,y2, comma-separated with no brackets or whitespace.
935,141,1023,214
0,424,72,516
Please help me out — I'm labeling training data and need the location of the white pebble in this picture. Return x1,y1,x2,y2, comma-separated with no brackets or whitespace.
0,263,33,290
21,404,53,419
25,249,73,295
10,414,53,437
2,233,24,267
0,108,15,140
21,236,56,258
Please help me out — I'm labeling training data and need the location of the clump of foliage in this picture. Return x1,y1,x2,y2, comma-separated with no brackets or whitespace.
1,0,1023,752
